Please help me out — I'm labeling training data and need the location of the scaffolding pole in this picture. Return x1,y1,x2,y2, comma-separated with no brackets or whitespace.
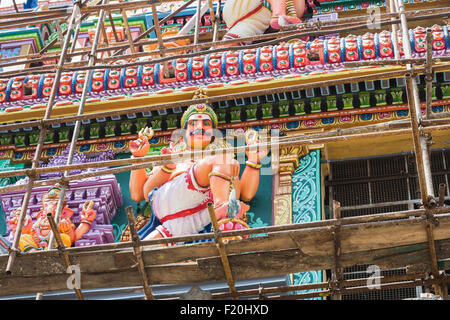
0,8,448,78
4,0,85,275
395,0,442,297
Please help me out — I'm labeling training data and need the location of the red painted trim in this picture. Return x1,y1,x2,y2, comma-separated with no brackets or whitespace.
229,4,264,30
159,201,209,224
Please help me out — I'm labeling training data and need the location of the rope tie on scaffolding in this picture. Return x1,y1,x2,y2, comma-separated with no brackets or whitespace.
58,176,70,189
25,168,38,180
425,208,440,228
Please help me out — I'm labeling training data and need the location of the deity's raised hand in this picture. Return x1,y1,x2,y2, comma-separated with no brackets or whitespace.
160,138,186,170
80,200,97,224
58,218,73,234
129,127,154,157
245,129,269,163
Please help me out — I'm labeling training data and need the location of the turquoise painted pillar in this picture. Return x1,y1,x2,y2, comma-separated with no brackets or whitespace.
291,149,323,298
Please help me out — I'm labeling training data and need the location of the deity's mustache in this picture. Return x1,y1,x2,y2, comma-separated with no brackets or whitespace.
189,129,212,136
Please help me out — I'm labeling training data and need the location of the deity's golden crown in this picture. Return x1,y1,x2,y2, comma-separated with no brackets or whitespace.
180,88,218,129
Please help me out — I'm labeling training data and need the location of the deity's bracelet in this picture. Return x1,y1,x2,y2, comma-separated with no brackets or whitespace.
246,160,262,169
161,165,176,174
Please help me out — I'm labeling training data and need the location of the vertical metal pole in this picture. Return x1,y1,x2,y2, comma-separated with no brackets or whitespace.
5,0,83,275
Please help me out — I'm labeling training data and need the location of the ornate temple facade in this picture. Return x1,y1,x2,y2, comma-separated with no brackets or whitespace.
0,0,449,300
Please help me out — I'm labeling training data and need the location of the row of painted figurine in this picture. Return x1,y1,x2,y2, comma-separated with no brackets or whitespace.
0,25,448,104
0,149,122,251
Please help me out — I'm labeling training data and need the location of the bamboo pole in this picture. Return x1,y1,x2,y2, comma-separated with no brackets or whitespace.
59,13,450,73
3,211,450,297
46,213,84,300
331,200,343,300
0,7,443,69
121,7,136,54
68,14,84,58
425,210,443,296
2,63,449,133
211,0,221,44
262,275,450,300
0,13,71,30
125,206,154,300
397,0,436,209
111,0,196,57
80,0,161,14
193,0,202,47
1,8,448,79
425,28,434,120
207,203,238,300
11,206,450,261
12,0,19,13
1,119,450,185
439,184,446,207
344,56,450,68
212,272,428,299
47,0,108,255
4,1,84,275
395,0,441,297
388,0,401,60
34,0,109,299
150,2,173,76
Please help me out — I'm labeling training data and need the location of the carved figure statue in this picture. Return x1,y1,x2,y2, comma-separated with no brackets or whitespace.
128,88,268,244
8,184,97,252
222,0,306,44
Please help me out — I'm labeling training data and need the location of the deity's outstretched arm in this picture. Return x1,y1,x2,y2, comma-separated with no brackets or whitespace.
129,127,179,202
239,130,269,202
129,167,149,202
239,165,261,202
130,161,176,202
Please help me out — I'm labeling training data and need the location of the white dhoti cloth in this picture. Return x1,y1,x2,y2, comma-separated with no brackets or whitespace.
148,165,213,239
222,0,272,43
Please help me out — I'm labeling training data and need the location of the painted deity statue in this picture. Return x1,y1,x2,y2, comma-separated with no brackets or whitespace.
8,184,97,252
222,0,306,44
128,89,268,243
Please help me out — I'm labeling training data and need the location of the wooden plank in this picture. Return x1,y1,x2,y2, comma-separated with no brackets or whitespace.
2,240,450,297
2,214,450,296
0,264,209,296
0,249,124,276
3,213,450,276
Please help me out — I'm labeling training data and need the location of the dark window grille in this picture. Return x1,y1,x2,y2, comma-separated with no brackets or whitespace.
327,149,450,300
